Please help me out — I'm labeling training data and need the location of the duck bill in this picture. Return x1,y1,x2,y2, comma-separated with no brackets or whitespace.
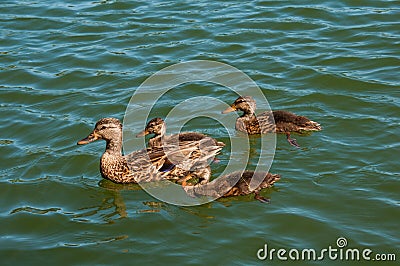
77,132,100,145
221,105,236,114
136,130,149,137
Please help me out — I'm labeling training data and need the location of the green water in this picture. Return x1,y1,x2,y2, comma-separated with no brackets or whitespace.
1,0,399,265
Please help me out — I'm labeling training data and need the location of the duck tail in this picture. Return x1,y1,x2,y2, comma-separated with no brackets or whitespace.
261,173,281,188
243,171,281,190
306,120,322,131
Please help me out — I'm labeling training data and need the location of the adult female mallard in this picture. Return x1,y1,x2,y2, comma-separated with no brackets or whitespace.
184,170,281,203
77,118,222,184
136,117,225,184
222,96,321,147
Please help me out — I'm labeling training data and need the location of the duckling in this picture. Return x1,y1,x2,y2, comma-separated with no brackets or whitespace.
183,170,281,203
222,96,321,147
77,118,222,184
136,117,225,184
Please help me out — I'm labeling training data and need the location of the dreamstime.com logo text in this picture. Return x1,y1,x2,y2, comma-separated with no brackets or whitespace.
257,237,397,262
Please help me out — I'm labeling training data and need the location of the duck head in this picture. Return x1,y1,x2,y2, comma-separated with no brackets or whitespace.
77,118,122,145
136,117,166,137
222,96,256,115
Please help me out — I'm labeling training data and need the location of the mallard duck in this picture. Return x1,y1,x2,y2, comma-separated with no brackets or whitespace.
77,118,222,184
136,117,225,184
183,170,281,203
222,96,321,147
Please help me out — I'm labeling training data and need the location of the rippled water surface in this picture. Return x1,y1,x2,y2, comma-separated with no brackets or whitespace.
1,0,399,265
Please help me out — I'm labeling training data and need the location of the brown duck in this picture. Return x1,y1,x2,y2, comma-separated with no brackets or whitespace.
77,118,222,184
222,96,321,147
77,118,281,203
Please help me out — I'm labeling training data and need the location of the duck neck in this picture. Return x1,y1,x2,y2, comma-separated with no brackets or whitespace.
241,110,256,120
151,124,166,145
150,133,165,147
105,137,123,155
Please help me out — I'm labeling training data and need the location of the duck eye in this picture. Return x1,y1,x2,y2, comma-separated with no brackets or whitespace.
100,126,107,130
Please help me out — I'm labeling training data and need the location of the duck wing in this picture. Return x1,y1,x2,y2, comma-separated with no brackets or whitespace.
254,111,276,134
161,136,223,171
175,132,225,147
124,148,169,182
272,110,321,132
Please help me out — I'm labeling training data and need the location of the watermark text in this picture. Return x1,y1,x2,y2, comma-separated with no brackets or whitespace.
257,237,396,262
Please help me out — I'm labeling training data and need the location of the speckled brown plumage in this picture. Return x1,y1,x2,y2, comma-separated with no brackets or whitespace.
77,118,221,184
137,117,225,184
223,96,321,133
222,96,321,146
184,170,281,203
137,117,224,148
